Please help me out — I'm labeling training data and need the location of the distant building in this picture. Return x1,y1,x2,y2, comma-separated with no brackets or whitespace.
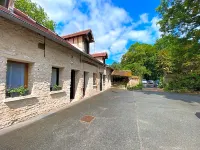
111,70,140,88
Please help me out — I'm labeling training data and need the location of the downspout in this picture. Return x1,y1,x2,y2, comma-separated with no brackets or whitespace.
44,36,46,57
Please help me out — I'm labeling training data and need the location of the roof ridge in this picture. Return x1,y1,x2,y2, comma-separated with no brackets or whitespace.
91,52,107,54
65,29,91,35
91,52,108,59
62,29,92,38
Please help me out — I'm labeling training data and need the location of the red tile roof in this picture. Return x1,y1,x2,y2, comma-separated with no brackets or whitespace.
14,8,36,25
13,8,60,37
62,29,94,42
6,7,62,40
62,29,91,38
91,52,108,59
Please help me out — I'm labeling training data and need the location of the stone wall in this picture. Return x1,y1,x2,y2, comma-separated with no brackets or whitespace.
0,17,112,129
128,76,140,87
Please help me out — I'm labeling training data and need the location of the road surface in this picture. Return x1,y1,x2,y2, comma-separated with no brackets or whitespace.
0,88,200,150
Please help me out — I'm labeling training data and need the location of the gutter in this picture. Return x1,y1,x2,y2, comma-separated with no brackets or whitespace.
0,7,107,67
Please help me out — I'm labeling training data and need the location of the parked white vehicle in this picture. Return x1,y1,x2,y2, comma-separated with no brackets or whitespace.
142,79,147,87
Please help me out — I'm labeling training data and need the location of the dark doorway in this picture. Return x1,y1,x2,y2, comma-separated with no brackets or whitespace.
83,71,89,97
70,70,75,100
100,73,103,91
112,76,129,88
83,72,86,97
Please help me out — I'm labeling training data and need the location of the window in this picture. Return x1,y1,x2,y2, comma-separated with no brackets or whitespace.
93,73,97,86
51,67,61,91
6,61,28,89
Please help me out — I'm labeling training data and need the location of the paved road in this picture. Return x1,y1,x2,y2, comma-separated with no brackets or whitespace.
0,88,200,150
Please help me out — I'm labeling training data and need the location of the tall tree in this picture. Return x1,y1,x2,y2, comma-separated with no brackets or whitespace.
15,0,56,31
155,35,200,75
121,43,159,80
156,0,200,42
156,0,200,75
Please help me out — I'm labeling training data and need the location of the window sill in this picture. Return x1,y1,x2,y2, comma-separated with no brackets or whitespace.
4,95,37,103
50,90,65,95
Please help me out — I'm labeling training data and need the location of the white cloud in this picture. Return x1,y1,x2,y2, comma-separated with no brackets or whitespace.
31,0,161,63
110,39,127,53
110,48,128,62
127,30,152,43
151,17,162,38
140,13,149,23
31,0,76,22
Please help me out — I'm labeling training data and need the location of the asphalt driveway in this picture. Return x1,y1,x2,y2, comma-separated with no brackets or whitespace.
0,88,200,150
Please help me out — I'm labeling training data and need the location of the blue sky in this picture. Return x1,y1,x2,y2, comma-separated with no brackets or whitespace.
32,0,161,65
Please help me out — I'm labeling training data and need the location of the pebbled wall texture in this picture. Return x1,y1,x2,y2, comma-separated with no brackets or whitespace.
0,17,112,129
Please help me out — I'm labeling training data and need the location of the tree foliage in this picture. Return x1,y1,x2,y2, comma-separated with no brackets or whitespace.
110,0,200,91
120,43,160,80
156,0,200,91
157,0,200,42
15,0,56,31
110,62,121,70
156,36,200,75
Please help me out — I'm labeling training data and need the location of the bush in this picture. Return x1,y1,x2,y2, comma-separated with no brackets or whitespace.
158,77,164,88
164,73,200,92
127,83,143,90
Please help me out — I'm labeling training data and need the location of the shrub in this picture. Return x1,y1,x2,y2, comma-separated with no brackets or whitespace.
127,83,143,90
164,73,200,92
158,77,164,88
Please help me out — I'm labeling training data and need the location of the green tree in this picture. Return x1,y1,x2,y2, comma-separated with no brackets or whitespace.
156,0,200,91
15,0,56,31
110,62,121,70
157,0,200,42
155,35,200,75
121,43,159,80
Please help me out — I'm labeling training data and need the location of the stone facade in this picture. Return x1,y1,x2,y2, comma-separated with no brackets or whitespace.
0,17,112,129
128,76,140,87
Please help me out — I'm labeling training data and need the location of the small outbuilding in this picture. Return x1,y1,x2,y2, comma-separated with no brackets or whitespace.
111,70,132,87
111,70,141,88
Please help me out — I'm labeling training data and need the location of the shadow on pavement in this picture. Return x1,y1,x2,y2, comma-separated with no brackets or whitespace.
138,90,200,104
195,112,200,119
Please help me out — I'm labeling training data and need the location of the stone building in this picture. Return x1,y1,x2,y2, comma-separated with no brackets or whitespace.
0,1,113,129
